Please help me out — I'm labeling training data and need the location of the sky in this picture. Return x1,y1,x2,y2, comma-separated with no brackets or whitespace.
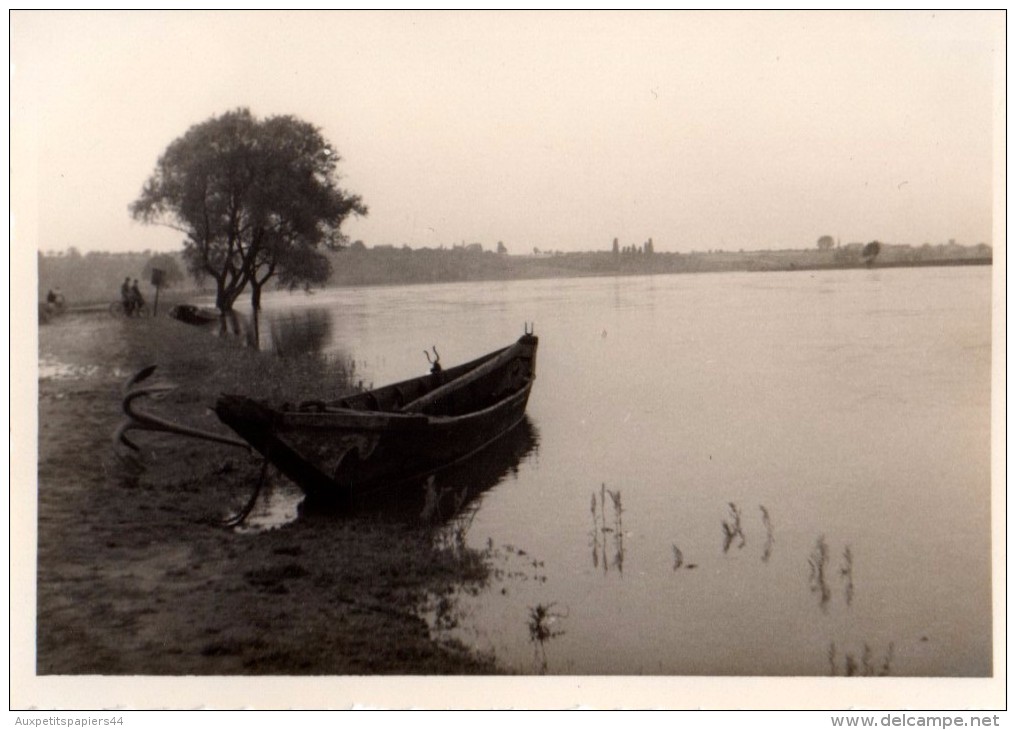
11,10,1003,255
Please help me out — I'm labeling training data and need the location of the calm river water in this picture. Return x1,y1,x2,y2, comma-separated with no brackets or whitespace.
258,266,993,676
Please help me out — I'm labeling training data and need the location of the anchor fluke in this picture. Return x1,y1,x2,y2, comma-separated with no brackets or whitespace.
113,366,250,453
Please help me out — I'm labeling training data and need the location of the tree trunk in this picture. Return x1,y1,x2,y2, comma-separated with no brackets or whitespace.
216,290,244,338
250,283,262,350
218,309,242,338
248,263,273,351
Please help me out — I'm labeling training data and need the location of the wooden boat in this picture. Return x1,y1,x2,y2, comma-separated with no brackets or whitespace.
328,416,538,521
214,332,538,504
168,304,219,326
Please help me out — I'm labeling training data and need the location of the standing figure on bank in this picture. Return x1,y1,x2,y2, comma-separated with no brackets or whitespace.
130,279,144,316
121,277,133,316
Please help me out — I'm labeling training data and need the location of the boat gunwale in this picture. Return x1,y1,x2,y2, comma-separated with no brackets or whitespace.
323,344,513,410
273,378,534,431
245,336,537,431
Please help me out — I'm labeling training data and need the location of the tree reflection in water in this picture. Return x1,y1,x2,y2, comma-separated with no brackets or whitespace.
268,308,334,358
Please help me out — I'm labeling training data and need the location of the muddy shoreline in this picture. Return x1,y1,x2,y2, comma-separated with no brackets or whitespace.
36,312,497,675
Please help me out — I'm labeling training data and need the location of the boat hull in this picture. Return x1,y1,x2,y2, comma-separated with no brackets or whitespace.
215,334,538,504
169,304,219,326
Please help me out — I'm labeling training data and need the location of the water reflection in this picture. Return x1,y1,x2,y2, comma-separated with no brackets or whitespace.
589,484,625,575
233,476,304,534
347,417,540,523
267,309,334,358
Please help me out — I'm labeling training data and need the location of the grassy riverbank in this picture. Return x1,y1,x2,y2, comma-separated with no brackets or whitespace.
36,312,498,674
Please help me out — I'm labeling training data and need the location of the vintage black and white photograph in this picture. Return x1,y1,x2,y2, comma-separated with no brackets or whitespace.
12,10,1003,709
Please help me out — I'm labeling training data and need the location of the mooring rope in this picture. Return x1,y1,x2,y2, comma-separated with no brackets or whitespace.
219,456,271,528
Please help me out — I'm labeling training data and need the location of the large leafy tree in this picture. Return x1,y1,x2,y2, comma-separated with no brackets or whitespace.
129,108,367,316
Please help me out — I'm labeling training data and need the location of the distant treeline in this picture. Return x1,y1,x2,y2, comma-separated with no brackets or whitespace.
321,241,991,287
39,241,991,305
38,250,205,305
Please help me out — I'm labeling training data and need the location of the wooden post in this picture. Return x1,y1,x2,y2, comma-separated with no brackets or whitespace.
151,268,165,317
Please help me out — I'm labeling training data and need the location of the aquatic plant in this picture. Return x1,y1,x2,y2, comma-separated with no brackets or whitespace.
527,601,567,673
672,545,684,570
589,484,625,574
670,543,697,571
840,546,854,606
861,643,874,675
880,643,895,676
831,641,895,677
808,535,831,611
845,652,858,677
606,488,623,517
607,489,625,574
722,502,746,553
760,505,775,562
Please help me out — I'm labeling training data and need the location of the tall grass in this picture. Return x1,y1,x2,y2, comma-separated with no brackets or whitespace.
120,315,358,405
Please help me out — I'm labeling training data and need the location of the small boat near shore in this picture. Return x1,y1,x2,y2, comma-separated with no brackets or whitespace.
214,331,539,504
168,304,220,326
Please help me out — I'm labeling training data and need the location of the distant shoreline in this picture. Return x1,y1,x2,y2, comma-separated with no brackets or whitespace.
39,246,992,308
742,257,993,273
323,245,993,289
319,252,992,291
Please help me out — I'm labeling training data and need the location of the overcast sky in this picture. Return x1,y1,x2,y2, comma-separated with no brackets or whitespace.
11,10,1003,255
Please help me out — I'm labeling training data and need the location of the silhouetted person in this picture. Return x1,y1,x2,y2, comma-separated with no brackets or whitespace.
130,279,144,316
45,289,63,314
121,277,133,315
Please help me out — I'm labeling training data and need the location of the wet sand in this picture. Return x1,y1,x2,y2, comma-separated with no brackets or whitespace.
35,312,496,675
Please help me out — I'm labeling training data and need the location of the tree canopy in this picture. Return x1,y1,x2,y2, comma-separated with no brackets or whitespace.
129,108,367,313
862,240,881,265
